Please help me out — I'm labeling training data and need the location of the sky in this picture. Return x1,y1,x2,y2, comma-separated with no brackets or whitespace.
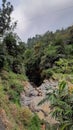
0,0,73,42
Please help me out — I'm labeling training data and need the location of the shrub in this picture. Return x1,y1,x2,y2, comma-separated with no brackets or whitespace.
19,107,32,126
8,83,24,104
41,69,53,79
28,114,41,130
39,81,73,130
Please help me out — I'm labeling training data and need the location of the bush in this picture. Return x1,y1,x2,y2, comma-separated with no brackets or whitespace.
28,114,41,130
39,81,73,130
8,83,24,104
12,60,23,74
41,69,53,79
19,107,32,126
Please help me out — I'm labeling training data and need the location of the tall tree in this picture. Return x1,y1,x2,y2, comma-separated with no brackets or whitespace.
0,0,17,36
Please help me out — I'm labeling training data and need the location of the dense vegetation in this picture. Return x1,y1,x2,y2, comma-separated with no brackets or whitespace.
0,0,73,130
0,0,41,130
39,81,73,130
0,1,73,86
26,26,73,86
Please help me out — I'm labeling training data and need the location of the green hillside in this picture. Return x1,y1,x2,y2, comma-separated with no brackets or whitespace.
26,25,73,85
0,0,73,130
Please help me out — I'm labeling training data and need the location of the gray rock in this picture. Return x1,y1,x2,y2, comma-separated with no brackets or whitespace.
20,80,58,123
29,90,38,97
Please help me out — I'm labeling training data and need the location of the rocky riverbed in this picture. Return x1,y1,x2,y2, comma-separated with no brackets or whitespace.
20,79,58,124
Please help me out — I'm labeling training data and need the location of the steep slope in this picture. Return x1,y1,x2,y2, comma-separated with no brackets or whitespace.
0,70,32,130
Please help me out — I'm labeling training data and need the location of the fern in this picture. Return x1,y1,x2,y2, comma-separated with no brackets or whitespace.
39,81,73,130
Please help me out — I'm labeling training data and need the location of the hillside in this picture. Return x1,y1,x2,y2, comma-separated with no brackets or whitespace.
26,25,73,86
0,0,73,129
0,25,73,130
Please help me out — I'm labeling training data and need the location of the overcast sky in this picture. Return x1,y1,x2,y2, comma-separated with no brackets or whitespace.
1,0,73,42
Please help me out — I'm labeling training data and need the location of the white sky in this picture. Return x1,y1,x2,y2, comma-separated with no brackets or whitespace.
4,0,73,41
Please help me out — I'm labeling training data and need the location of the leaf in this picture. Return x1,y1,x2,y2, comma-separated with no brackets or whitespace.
49,94,56,104
59,81,66,92
65,109,72,116
70,125,73,130
51,106,63,118
60,123,72,130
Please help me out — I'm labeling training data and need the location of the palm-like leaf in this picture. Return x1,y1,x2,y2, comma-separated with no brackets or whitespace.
38,81,73,130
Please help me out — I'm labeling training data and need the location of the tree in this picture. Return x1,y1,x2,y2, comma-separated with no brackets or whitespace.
0,44,5,69
3,33,17,56
0,0,17,36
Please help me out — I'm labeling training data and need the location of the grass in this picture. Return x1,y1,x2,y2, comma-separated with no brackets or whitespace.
0,70,33,130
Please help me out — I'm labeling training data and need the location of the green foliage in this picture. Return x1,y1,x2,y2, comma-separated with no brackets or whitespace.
54,58,73,74
3,33,17,56
0,54,4,68
0,4,73,129
18,107,32,126
0,70,27,105
0,43,6,69
25,25,73,85
0,32,26,73
12,59,23,74
0,69,31,130
28,114,41,130
39,81,73,130
0,0,17,35
41,69,53,79
0,19,73,85
8,83,24,104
